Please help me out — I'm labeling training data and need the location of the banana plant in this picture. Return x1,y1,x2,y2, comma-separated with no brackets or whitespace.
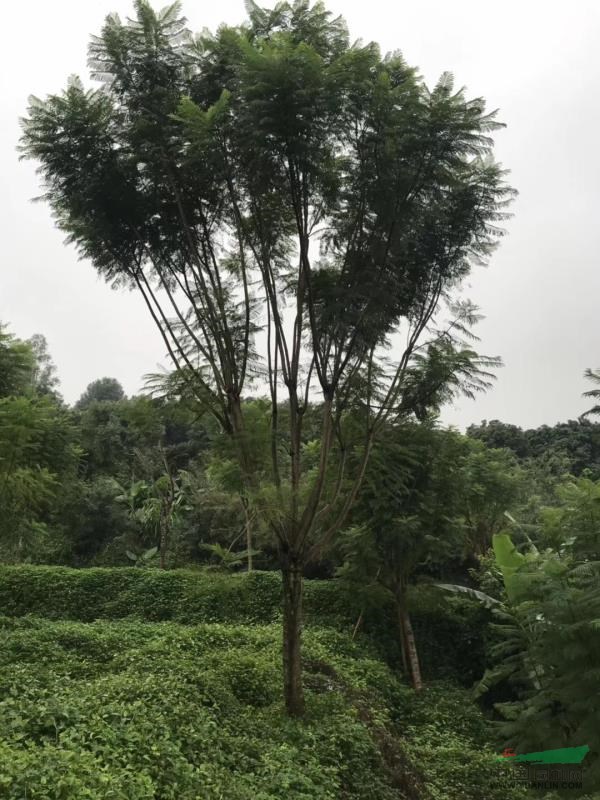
125,546,158,567
117,461,189,569
435,530,545,694
200,542,261,571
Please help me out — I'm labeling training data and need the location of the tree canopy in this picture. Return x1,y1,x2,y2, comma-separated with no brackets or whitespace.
0,325,36,399
75,377,126,409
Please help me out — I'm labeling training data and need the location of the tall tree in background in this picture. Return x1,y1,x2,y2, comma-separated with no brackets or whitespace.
0,325,35,398
27,334,61,399
583,367,600,417
0,396,80,561
459,442,523,557
20,0,513,715
0,325,61,401
75,377,126,409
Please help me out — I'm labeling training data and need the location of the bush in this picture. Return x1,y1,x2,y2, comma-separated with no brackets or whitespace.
0,566,281,623
0,566,487,683
0,619,388,799
0,616,530,800
395,684,531,800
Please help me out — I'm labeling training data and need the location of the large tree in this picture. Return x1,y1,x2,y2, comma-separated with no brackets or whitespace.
20,0,513,714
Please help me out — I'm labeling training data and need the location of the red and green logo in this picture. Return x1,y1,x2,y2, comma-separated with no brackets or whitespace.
499,745,589,765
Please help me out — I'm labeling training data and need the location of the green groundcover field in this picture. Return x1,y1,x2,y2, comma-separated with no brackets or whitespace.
0,567,591,799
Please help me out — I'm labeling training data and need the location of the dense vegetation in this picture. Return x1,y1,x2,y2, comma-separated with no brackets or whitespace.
2,313,600,794
1,612,524,800
4,0,600,795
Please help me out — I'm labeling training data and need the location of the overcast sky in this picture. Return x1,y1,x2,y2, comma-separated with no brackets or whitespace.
2,0,599,428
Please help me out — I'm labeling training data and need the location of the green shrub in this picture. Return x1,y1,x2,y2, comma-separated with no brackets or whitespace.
0,617,530,800
0,742,155,799
396,684,530,800
0,619,394,799
0,566,487,683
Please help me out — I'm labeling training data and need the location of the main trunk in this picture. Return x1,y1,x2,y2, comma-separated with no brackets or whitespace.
282,559,305,717
243,498,253,572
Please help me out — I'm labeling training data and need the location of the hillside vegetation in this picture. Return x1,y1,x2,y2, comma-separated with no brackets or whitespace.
4,0,600,794
1,568,523,800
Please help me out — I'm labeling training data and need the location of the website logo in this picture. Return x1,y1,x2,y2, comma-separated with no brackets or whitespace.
499,746,589,790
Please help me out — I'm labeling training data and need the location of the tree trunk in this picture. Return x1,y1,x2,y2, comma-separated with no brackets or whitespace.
243,498,253,572
352,610,364,641
397,599,423,691
402,609,423,691
282,558,305,717
159,518,168,570
398,609,409,676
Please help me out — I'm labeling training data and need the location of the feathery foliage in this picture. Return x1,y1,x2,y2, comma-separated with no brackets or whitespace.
20,0,513,715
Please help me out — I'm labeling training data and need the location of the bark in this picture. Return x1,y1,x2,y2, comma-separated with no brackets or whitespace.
243,498,253,572
397,609,409,677
281,556,305,717
229,397,251,472
159,521,167,570
352,610,364,641
397,598,423,691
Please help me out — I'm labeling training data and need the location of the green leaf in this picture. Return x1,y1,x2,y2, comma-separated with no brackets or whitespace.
434,583,500,609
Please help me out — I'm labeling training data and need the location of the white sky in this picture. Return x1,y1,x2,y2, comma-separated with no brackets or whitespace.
2,0,600,428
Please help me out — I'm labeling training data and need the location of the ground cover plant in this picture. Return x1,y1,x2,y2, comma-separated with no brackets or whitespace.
0,613,527,800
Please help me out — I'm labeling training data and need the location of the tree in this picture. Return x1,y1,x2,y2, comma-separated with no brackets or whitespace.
458,442,523,558
202,398,273,571
469,417,600,479
583,367,600,417
75,377,125,409
0,325,35,399
77,401,131,478
467,420,531,459
27,334,61,399
0,396,80,561
62,476,135,564
338,424,469,690
537,476,600,555
0,326,62,401
77,394,165,480
122,446,187,569
337,425,523,690
20,0,513,715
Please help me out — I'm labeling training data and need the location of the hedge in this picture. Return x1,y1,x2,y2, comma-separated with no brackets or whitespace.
0,566,488,683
